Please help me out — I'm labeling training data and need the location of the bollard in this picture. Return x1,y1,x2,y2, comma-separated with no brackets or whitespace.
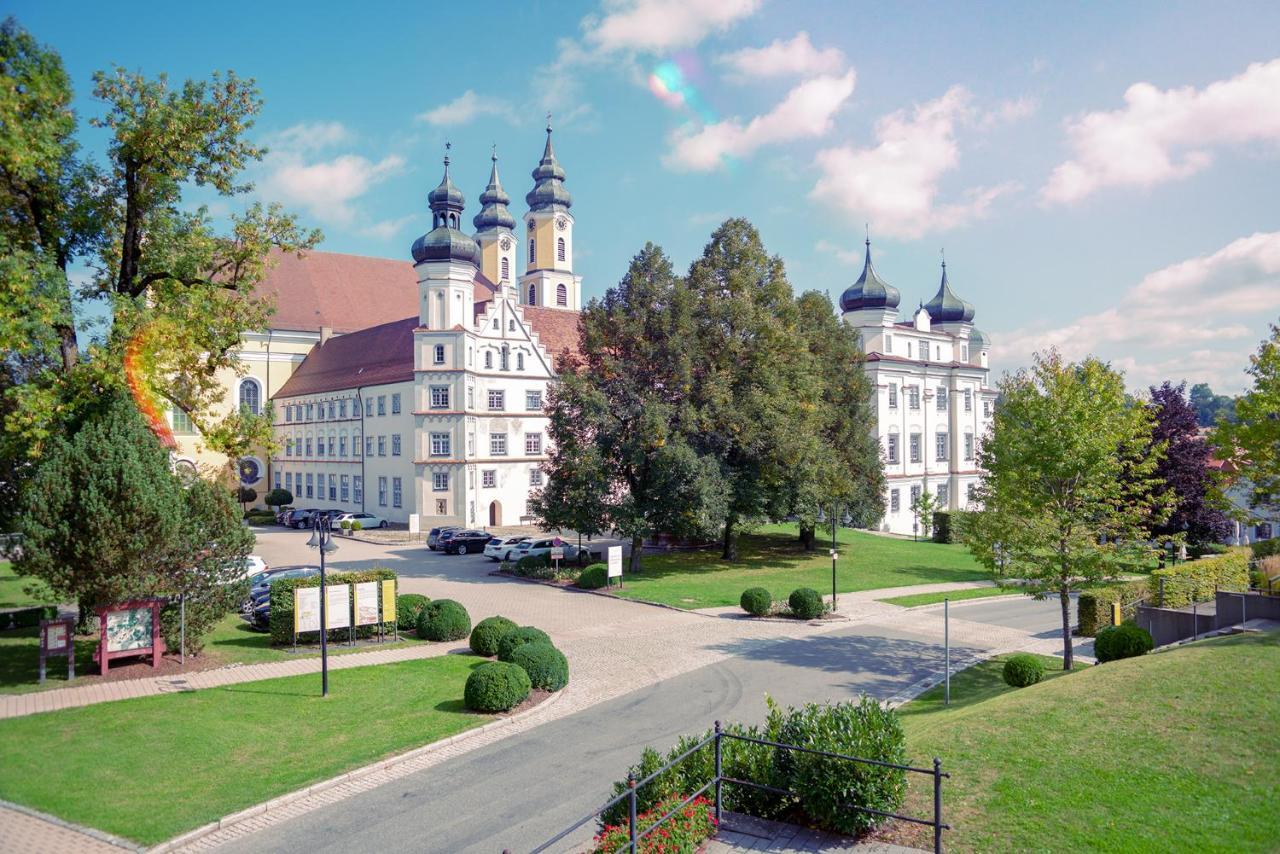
713,721,723,829
932,757,944,854
627,771,638,852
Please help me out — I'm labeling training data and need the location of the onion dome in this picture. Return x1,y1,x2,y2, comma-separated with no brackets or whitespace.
412,149,480,265
969,327,990,350
924,260,975,323
473,148,516,232
839,237,901,312
525,120,573,212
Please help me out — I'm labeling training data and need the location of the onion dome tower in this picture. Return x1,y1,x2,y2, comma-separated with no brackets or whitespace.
414,147,480,331
473,147,517,292
521,119,580,310
924,258,975,338
839,235,901,327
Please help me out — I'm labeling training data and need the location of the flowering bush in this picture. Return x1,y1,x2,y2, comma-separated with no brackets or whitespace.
593,794,717,854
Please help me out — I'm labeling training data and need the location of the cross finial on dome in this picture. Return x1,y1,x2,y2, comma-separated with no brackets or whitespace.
491,143,497,162
941,247,946,269
546,112,553,133
865,223,870,247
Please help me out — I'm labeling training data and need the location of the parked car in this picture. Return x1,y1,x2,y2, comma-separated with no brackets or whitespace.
442,530,493,555
235,555,268,580
427,526,463,550
510,537,580,563
484,536,531,562
286,508,320,529
335,512,388,530
246,566,320,610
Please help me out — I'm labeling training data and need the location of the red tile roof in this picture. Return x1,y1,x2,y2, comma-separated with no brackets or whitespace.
273,316,417,398
524,305,582,363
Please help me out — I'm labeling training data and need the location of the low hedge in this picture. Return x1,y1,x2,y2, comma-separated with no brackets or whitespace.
740,587,772,617
497,626,551,662
464,661,531,712
513,553,555,579
1077,582,1149,636
788,587,825,620
417,599,471,641
0,605,59,631
931,510,971,544
470,615,517,657
1095,623,1154,662
1002,654,1045,687
577,564,609,589
1250,538,1280,560
511,641,569,691
268,568,397,645
396,593,429,632
1149,549,1249,608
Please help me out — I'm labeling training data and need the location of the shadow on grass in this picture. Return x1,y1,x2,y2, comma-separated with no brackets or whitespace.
207,621,272,650
0,628,98,691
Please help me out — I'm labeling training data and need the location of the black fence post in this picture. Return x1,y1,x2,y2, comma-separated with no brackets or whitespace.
714,720,723,830
627,771,638,853
933,757,944,854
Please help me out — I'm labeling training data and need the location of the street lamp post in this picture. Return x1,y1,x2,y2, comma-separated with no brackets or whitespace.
830,503,838,611
306,514,339,697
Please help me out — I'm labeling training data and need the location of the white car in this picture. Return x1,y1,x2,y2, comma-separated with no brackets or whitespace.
509,537,580,563
335,512,388,530
484,536,531,562
234,555,267,580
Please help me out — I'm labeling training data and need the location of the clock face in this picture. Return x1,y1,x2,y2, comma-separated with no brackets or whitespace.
499,236,512,251
556,217,568,231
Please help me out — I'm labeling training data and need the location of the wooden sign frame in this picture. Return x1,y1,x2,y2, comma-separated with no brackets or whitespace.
94,598,164,675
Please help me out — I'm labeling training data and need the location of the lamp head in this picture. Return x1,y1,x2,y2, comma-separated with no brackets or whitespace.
305,528,320,549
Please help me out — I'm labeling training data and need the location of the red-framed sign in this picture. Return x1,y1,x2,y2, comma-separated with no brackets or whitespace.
94,598,165,675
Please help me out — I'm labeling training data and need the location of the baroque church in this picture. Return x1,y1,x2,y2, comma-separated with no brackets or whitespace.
169,125,582,528
840,238,997,536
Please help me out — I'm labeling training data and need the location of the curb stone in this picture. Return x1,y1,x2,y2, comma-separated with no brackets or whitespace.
0,798,142,852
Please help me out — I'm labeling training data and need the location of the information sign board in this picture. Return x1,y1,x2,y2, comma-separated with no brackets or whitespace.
295,587,321,633
550,547,564,561
381,579,397,623
607,546,623,578
354,581,380,626
409,514,420,535
325,583,351,630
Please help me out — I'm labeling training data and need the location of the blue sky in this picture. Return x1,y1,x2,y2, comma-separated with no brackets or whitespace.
14,0,1280,392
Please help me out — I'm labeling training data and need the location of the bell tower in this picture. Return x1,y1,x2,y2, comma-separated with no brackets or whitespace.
520,118,580,311
472,146,517,299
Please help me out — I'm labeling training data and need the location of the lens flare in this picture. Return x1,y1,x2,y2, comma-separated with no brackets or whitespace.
124,322,178,449
647,58,718,124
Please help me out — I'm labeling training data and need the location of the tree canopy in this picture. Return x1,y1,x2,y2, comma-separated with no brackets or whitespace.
1147,381,1231,545
1213,324,1280,518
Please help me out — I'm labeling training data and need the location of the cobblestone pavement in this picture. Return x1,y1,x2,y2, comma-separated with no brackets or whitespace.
0,803,136,854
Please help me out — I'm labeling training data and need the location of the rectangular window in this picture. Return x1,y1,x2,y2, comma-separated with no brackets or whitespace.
285,472,293,493
526,390,543,410
378,477,387,507
328,401,335,419
482,469,496,488
983,400,992,418
937,483,949,506
907,341,913,359
936,432,949,462
430,386,450,409
964,389,972,412
887,385,897,408
339,399,346,418
430,432,451,457
909,433,922,464
377,435,386,457
392,434,401,456
339,435,347,457
433,344,445,365
910,484,922,505
392,477,402,508
377,395,386,416
305,473,314,498
488,389,504,411
328,476,336,501
467,387,475,410
885,334,894,353
890,488,900,513
317,436,325,456
353,476,363,504
284,406,292,424
490,433,508,456
908,386,920,410
305,437,314,457
306,403,314,420
354,433,361,456
525,433,542,455
966,482,976,504
286,438,294,457
436,499,447,515
340,475,350,503
964,434,975,461
887,434,900,465
936,387,948,411
365,435,373,457
365,398,374,417
328,435,336,458
391,393,401,414
433,472,449,492
530,468,543,486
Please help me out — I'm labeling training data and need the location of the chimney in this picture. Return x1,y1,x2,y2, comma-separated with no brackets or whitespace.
319,326,333,345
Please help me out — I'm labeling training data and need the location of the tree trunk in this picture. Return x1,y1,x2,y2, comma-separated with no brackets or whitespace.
628,534,643,573
1059,585,1074,671
798,524,816,552
721,518,737,561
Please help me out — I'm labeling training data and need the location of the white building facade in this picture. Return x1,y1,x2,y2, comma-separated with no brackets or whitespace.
271,129,581,528
840,240,997,536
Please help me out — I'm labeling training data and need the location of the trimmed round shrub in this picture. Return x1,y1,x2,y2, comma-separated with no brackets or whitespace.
1094,623,1154,663
511,641,569,692
416,598,471,641
788,587,825,620
577,563,609,589
470,615,517,657
497,626,552,662
464,661,532,712
1002,654,1046,688
740,587,773,617
397,594,430,632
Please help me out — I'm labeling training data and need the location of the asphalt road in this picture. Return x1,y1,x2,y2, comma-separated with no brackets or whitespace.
217,622,998,854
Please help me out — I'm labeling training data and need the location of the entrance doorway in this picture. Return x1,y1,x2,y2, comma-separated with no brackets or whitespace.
489,500,502,527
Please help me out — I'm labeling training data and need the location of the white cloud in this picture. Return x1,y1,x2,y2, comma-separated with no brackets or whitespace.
416,90,519,127
810,86,1019,239
1041,58,1280,205
358,214,417,242
264,121,351,153
583,0,761,54
994,231,1280,392
665,70,855,170
815,239,862,265
980,96,1039,128
718,32,845,80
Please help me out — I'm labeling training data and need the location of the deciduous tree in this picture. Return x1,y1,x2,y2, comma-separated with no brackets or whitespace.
1213,324,1280,518
1147,381,1231,544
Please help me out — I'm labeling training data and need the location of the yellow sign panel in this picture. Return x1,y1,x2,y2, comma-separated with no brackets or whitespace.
381,579,397,623
295,586,321,633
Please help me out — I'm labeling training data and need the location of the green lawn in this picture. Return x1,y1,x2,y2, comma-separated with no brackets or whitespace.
0,655,491,844
613,525,989,609
892,633,1280,852
879,586,1015,608
0,560,54,609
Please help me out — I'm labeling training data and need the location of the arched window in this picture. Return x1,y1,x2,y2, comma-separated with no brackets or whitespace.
528,238,536,265
239,378,262,415
500,345,509,371
508,319,516,331
516,352,524,371
557,237,565,262
556,283,568,307
527,283,536,305
500,257,509,281
484,350,493,369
